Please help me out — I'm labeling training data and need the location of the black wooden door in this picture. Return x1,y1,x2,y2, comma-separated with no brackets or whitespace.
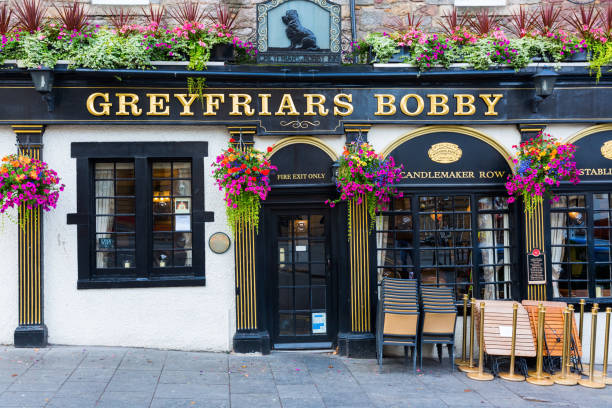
268,209,336,348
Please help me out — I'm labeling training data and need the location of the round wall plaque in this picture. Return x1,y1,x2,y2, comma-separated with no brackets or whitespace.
601,140,612,160
427,142,463,164
209,232,231,254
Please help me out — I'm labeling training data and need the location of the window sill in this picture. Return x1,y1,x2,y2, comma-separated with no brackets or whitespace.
77,276,205,289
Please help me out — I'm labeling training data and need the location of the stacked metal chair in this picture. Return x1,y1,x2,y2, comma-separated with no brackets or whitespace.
376,278,419,372
419,286,457,372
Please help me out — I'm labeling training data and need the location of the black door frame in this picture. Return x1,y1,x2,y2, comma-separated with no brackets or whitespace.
255,185,348,349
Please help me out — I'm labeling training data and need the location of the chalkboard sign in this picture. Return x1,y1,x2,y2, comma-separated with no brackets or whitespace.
527,251,546,284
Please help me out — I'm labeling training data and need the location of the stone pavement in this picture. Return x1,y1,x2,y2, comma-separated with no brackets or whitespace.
0,346,612,408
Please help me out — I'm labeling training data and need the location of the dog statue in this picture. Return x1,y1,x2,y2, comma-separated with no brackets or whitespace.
281,9,320,51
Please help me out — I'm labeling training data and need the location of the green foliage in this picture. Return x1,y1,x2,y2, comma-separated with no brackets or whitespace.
72,29,151,70
364,33,398,63
589,41,612,82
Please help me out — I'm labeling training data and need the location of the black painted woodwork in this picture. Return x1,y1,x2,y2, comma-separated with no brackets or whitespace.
68,142,209,289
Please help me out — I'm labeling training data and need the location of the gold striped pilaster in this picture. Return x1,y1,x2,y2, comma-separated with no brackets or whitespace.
13,126,44,328
526,201,546,301
349,195,371,332
234,218,257,331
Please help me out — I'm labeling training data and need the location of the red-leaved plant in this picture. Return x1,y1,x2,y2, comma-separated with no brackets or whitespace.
168,0,206,26
54,0,89,32
106,8,134,32
12,0,47,33
208,2,241,33
437,6,470,36
534,3,565,36
505,5,535,38
599,2,612,35
469,8,501,37
564,4,601,40
0,4,14,35
142,4,165,27
384,12,424,34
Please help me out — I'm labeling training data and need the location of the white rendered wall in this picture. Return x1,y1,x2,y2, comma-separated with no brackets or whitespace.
42,125,235,351
0,127,19,345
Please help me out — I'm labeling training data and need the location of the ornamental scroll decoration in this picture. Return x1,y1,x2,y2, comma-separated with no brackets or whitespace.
427,142,463,164
279,119,321,129
601,140,612,160
256,0,341,62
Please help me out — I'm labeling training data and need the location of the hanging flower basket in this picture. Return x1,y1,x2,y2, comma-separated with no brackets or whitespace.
326,142,403,233
506,133,580,214
212,139,276,233
0,154,65,225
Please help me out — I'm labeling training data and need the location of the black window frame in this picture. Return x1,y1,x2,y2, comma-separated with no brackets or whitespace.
375,188,521,304
546,187,612,304
68,142,209,289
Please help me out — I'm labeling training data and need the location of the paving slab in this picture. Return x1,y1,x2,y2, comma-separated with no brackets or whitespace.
150,398,230,408
0,346,610,408
154,383,229,400
107,369,160,392
160,369,229,385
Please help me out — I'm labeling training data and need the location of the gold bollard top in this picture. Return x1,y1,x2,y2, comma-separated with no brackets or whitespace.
569,304,575,311
607,307,612,313
463,294,468,300
481,301,485,308
593,303,599,313
580,299,586,305
512,303,518,310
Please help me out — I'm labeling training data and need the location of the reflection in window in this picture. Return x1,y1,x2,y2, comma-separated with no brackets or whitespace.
377,194,516,301
95,162,136,272
152,161,192,269
478,196,512,300
550,195,588,298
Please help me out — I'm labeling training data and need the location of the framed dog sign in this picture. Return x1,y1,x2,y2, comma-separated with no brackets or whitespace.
256,0,341,64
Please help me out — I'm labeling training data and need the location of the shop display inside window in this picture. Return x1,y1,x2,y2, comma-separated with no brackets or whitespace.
376,194,516,301
152,161,193,268
551,193,612,299
95,162,136,272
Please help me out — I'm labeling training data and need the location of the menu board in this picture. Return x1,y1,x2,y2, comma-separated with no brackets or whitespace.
527,251,546,284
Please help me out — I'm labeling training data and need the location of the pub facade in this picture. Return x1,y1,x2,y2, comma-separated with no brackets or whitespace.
0,0,611,359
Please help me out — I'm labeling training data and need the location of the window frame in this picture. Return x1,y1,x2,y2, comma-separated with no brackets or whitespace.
375,188,521,303
69,142,209,289
546,187,612,303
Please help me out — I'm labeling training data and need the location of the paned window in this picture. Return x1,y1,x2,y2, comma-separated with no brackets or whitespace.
377,193,517,301
550,193,612,299
95,162,136,272
70,142,208,289
152,162,193,269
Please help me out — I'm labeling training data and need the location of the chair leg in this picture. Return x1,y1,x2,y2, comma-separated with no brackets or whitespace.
419,340,423,370
377,340,383,368
449,344,454,373
437,344,442,364
412,345,417,374
404,346,409,367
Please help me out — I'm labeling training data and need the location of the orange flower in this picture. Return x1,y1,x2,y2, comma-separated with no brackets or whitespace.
1,156,9,162
20,156,31,165
29,171,38,179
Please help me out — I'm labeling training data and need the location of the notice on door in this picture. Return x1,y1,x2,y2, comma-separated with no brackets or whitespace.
312,312,327,334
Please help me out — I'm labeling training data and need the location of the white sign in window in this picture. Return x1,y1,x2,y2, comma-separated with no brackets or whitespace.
312,312,326,334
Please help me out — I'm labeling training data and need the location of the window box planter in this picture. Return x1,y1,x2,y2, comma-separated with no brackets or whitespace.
388,46,411,63
570,50,590,62
210,43,235,63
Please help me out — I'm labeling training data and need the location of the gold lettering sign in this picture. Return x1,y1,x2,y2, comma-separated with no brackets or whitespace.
601,141,612,160
427,142,462,164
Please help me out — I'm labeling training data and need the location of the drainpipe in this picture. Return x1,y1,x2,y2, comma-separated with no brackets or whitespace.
350,0,357,44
